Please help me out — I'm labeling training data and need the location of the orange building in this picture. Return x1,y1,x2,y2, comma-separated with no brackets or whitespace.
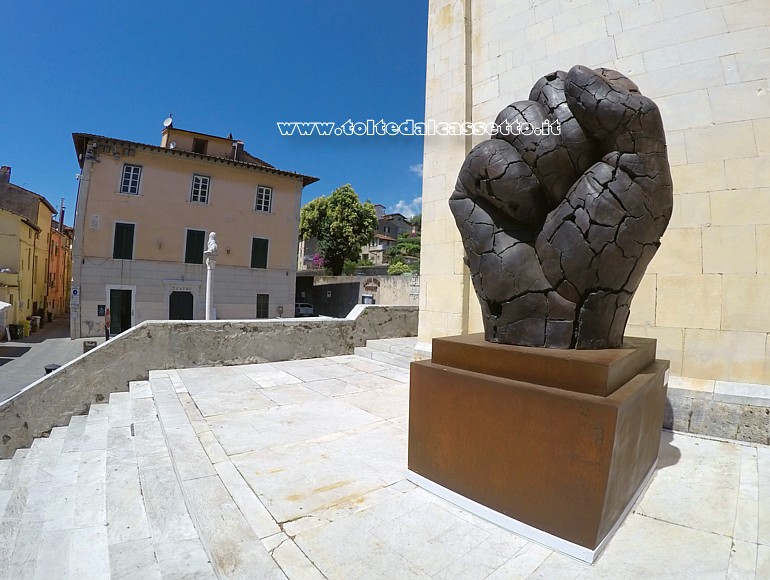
48,219,73,318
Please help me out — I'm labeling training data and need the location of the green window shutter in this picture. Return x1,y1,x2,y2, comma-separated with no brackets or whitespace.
185,230,205,264
251,238,269,269
113,223,135,259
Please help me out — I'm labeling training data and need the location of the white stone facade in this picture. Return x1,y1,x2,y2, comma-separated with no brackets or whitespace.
420,0,770,384
76,259,294,336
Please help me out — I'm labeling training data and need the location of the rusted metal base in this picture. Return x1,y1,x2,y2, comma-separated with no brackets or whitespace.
407,334,669,562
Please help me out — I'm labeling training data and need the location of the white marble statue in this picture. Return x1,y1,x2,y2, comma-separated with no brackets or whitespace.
203,232,218,257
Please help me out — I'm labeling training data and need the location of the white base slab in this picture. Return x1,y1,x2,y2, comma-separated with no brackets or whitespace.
406,460,658,564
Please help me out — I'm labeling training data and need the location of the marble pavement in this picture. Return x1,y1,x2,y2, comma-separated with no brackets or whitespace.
154,348,769,579
2,338,769,578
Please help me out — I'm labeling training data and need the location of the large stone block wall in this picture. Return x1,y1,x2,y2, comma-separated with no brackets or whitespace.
420,0,770,385
0,305,417,458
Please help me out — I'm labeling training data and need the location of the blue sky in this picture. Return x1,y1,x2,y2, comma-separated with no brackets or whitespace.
0,1,428,225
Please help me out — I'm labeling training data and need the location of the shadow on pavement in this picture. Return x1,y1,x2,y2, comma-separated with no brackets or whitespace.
0,346,32,357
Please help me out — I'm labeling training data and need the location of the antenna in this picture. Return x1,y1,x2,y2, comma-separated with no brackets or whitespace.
163,113,174,128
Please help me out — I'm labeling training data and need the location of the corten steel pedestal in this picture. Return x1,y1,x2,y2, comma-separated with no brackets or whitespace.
407,334,669,563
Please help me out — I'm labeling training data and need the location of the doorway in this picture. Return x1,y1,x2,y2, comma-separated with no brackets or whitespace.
109,289,133,334
169,291,194,320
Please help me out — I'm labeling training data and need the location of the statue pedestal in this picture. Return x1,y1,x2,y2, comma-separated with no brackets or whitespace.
407,334,669,563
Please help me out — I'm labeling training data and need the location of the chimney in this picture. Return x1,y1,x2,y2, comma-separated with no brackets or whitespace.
0,166,10,184
232,140,244,161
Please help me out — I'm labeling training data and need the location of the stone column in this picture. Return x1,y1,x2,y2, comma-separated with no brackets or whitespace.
203,232,218,321
205,256,215,321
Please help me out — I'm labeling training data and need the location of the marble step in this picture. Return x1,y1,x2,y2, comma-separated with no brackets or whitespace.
364,337,417,356
0,448,29,492
150,371,286,580
3,428,68,578
112,379,217,579
0,457,12,484
354,346,412,369
23,404,109,579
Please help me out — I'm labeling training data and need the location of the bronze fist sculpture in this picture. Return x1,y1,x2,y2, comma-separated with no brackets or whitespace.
450,65,673,349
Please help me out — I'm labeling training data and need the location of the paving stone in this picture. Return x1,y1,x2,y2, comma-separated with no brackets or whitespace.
105,427,150,544
109,537,162,580
128,380,152,399
183,475,286,579
108,391,132,427
61,415,88,453
214,460,280,539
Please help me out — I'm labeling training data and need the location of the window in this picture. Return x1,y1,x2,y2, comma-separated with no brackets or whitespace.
185,229,206,264
250,238,269,269
120,164,142,194
384,226,390,233
192,138,208,154
255,186,272,212
256,294,269,318
190,175,210,204
113,222,135,259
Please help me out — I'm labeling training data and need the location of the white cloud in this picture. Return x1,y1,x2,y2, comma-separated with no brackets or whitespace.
409,163,423,177
390,196,422,218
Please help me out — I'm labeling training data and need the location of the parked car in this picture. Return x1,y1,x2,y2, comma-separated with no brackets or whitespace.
295,303,315,317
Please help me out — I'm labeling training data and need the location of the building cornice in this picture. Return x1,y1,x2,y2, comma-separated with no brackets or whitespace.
72,133,319,187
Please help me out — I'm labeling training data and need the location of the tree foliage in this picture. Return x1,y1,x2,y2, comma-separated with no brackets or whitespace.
299,184,378,276
410,213,422,229
387,261,412,275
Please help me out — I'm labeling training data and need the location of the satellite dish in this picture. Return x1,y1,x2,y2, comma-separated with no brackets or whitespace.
163,116,173,128
169,142,176,149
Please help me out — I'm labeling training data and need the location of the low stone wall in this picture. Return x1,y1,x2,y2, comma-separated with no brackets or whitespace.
0,305,417,458
665,384,770,445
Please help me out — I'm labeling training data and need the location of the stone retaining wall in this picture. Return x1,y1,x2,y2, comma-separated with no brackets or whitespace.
0,305,417,458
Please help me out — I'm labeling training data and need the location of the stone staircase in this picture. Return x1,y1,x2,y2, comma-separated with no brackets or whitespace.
0,381,216,579
353,337,416,369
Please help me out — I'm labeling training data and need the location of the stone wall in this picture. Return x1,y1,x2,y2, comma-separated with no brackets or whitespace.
420,0,770,386
301,274,420,318
0,305,417,458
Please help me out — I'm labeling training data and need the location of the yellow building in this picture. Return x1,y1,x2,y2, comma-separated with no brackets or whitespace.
0,166,56,333
70,125,318,338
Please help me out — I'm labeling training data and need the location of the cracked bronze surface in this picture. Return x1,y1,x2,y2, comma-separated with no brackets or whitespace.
450,65,673,348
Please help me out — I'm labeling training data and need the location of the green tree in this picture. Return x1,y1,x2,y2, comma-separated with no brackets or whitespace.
387,261,412,275
410,213,422,229
299,185,378,276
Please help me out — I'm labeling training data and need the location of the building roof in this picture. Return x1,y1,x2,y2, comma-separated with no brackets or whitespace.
72,132,319,187
383,213,410,221
0,183,57,221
